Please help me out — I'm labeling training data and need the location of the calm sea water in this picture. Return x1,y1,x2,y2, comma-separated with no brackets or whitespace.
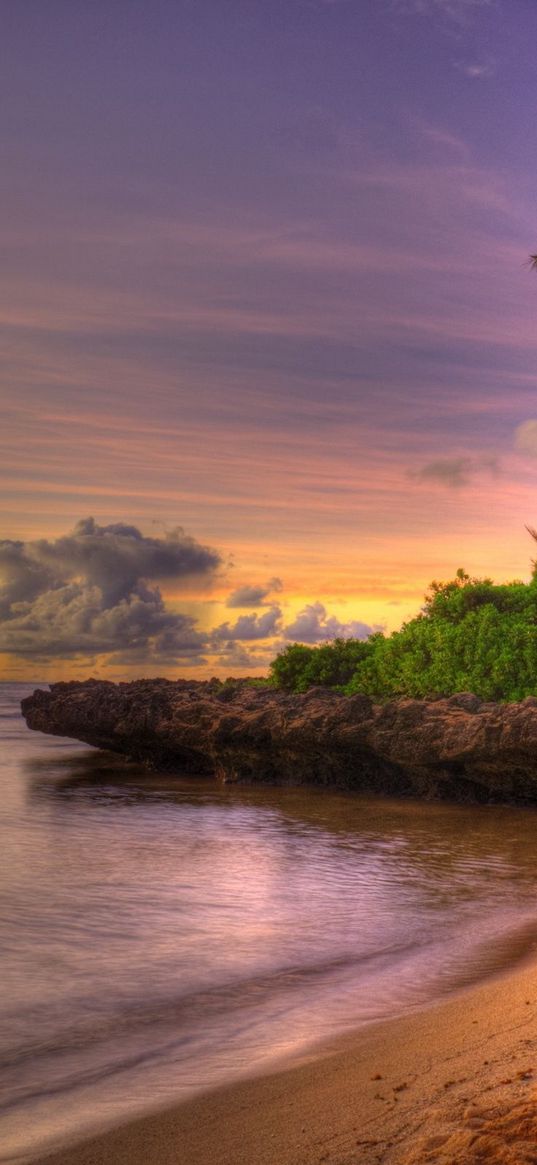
3,682,537,1161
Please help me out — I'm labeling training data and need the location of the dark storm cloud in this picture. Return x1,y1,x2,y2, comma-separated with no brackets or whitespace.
104,621,209,668
32,517,220,606
0,541,57,617
283,602,379,644
225,577,283,608
0,519,220,661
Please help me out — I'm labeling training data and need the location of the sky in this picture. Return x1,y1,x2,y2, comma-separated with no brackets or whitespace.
3,0,537,679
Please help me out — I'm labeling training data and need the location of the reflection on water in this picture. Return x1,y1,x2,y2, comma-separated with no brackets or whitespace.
2,683,537,1161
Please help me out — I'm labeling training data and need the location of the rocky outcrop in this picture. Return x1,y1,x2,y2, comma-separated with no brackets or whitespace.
20,679,537,804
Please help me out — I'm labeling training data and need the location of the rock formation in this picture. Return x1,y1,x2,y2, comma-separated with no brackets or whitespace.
20,679,537,804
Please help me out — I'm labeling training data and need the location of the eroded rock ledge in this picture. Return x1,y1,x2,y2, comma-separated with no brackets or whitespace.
20,679,537,804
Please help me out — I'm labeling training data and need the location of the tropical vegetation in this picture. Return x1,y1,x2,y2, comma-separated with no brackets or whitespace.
270,557,537,701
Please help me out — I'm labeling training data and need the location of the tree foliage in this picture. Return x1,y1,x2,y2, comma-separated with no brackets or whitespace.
269,566,537,701
270,637,375,692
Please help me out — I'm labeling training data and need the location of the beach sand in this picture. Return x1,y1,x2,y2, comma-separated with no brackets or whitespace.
30,955,537,1165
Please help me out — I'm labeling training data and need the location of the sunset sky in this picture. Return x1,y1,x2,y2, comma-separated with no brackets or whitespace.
3,0,537,679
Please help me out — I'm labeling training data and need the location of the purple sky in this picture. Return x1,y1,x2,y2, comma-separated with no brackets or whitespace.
3,0,537,677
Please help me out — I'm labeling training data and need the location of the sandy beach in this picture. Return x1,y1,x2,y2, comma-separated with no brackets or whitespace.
29,952,537,1165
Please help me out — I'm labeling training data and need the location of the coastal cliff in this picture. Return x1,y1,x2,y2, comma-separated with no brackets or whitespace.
20,679,537,804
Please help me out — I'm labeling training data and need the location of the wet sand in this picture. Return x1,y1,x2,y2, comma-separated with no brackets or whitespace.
30,954,537,1165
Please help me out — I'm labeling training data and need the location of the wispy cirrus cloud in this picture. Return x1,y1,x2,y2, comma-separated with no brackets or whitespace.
3,0,536,674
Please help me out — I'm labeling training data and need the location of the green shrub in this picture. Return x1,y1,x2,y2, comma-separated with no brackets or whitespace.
269,569,537,701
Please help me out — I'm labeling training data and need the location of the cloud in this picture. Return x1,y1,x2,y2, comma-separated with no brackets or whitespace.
283,602,379,644
412,455,499,488
395,0,493,19
212,643,275,672
32,517,220,606
226,577,283,608
455,58,495,79
212,605,282,643
0,518,220,661
515,420,537,459
0,541,57,616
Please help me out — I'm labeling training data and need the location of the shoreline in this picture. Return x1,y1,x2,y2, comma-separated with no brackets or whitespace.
28,953,537,1165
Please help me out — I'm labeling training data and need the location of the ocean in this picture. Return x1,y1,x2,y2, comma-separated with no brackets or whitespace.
2,681,537,1162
